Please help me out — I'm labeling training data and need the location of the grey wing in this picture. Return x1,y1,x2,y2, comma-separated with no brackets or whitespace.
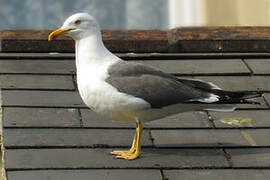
106,61,218,108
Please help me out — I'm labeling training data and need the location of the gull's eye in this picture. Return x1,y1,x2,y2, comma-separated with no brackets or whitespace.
74,20,81,25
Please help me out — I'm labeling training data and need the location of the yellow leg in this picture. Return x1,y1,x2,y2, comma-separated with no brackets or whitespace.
110,128,137,155
110,122,143,160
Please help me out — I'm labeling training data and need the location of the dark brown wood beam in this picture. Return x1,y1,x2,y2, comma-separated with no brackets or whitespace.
1,27,270,53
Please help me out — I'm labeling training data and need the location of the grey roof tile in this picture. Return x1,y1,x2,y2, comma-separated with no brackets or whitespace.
262,93,270,108
135,59,250,75
7,169,163,180
227,148,270,167
1,90,85,107
3,107,80,127
81,109,134,128
0,60,75,74
81,109,212,128
194,76,270,91
210,110,270,128
3,129,152,148
1,53,270,179
0,75,75,90
5,148,228,169
245,129,270,146
146,111,212,128
245,59,270,74
163,169,270,180
151,129,252,147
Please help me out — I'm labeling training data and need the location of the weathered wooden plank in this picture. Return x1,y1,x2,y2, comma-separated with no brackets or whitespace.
167,27,270,41
2,27,270,53
0,30,168,53
167,27,270,53
3,52,270,60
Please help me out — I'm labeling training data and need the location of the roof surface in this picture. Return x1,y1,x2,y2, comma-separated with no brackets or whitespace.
1,28,270,180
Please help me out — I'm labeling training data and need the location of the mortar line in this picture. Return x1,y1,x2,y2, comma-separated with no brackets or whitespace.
222,148,233,167
77,108,83,127
205,111,216,128
262,95,270,108
160,169,169,180
72,74,78,91
148,129,155,147
242,59,254,75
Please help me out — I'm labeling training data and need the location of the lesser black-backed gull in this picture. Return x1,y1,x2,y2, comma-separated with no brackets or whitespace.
48,13,263,160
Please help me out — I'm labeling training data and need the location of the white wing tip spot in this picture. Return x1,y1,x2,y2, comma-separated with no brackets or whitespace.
198,94,219,103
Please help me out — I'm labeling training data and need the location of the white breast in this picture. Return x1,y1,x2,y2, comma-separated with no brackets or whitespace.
76,60,150,121
74,35,150,122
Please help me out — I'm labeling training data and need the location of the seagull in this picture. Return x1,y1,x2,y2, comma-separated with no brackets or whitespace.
48,13,263,160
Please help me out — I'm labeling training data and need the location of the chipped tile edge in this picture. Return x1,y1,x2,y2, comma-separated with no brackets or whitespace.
0,90,7,180
1,135,6,180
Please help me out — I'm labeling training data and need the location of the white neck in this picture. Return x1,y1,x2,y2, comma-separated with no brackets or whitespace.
75,31,115,68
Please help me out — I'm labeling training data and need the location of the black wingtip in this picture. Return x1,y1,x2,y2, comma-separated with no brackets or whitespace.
239,99,262,105
207,90,264,104
240,91,263,99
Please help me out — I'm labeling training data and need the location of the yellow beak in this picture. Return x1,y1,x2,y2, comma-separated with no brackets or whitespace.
48,28,72,41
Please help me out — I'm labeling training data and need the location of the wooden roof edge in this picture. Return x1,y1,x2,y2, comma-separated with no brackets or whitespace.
1,27,270,53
